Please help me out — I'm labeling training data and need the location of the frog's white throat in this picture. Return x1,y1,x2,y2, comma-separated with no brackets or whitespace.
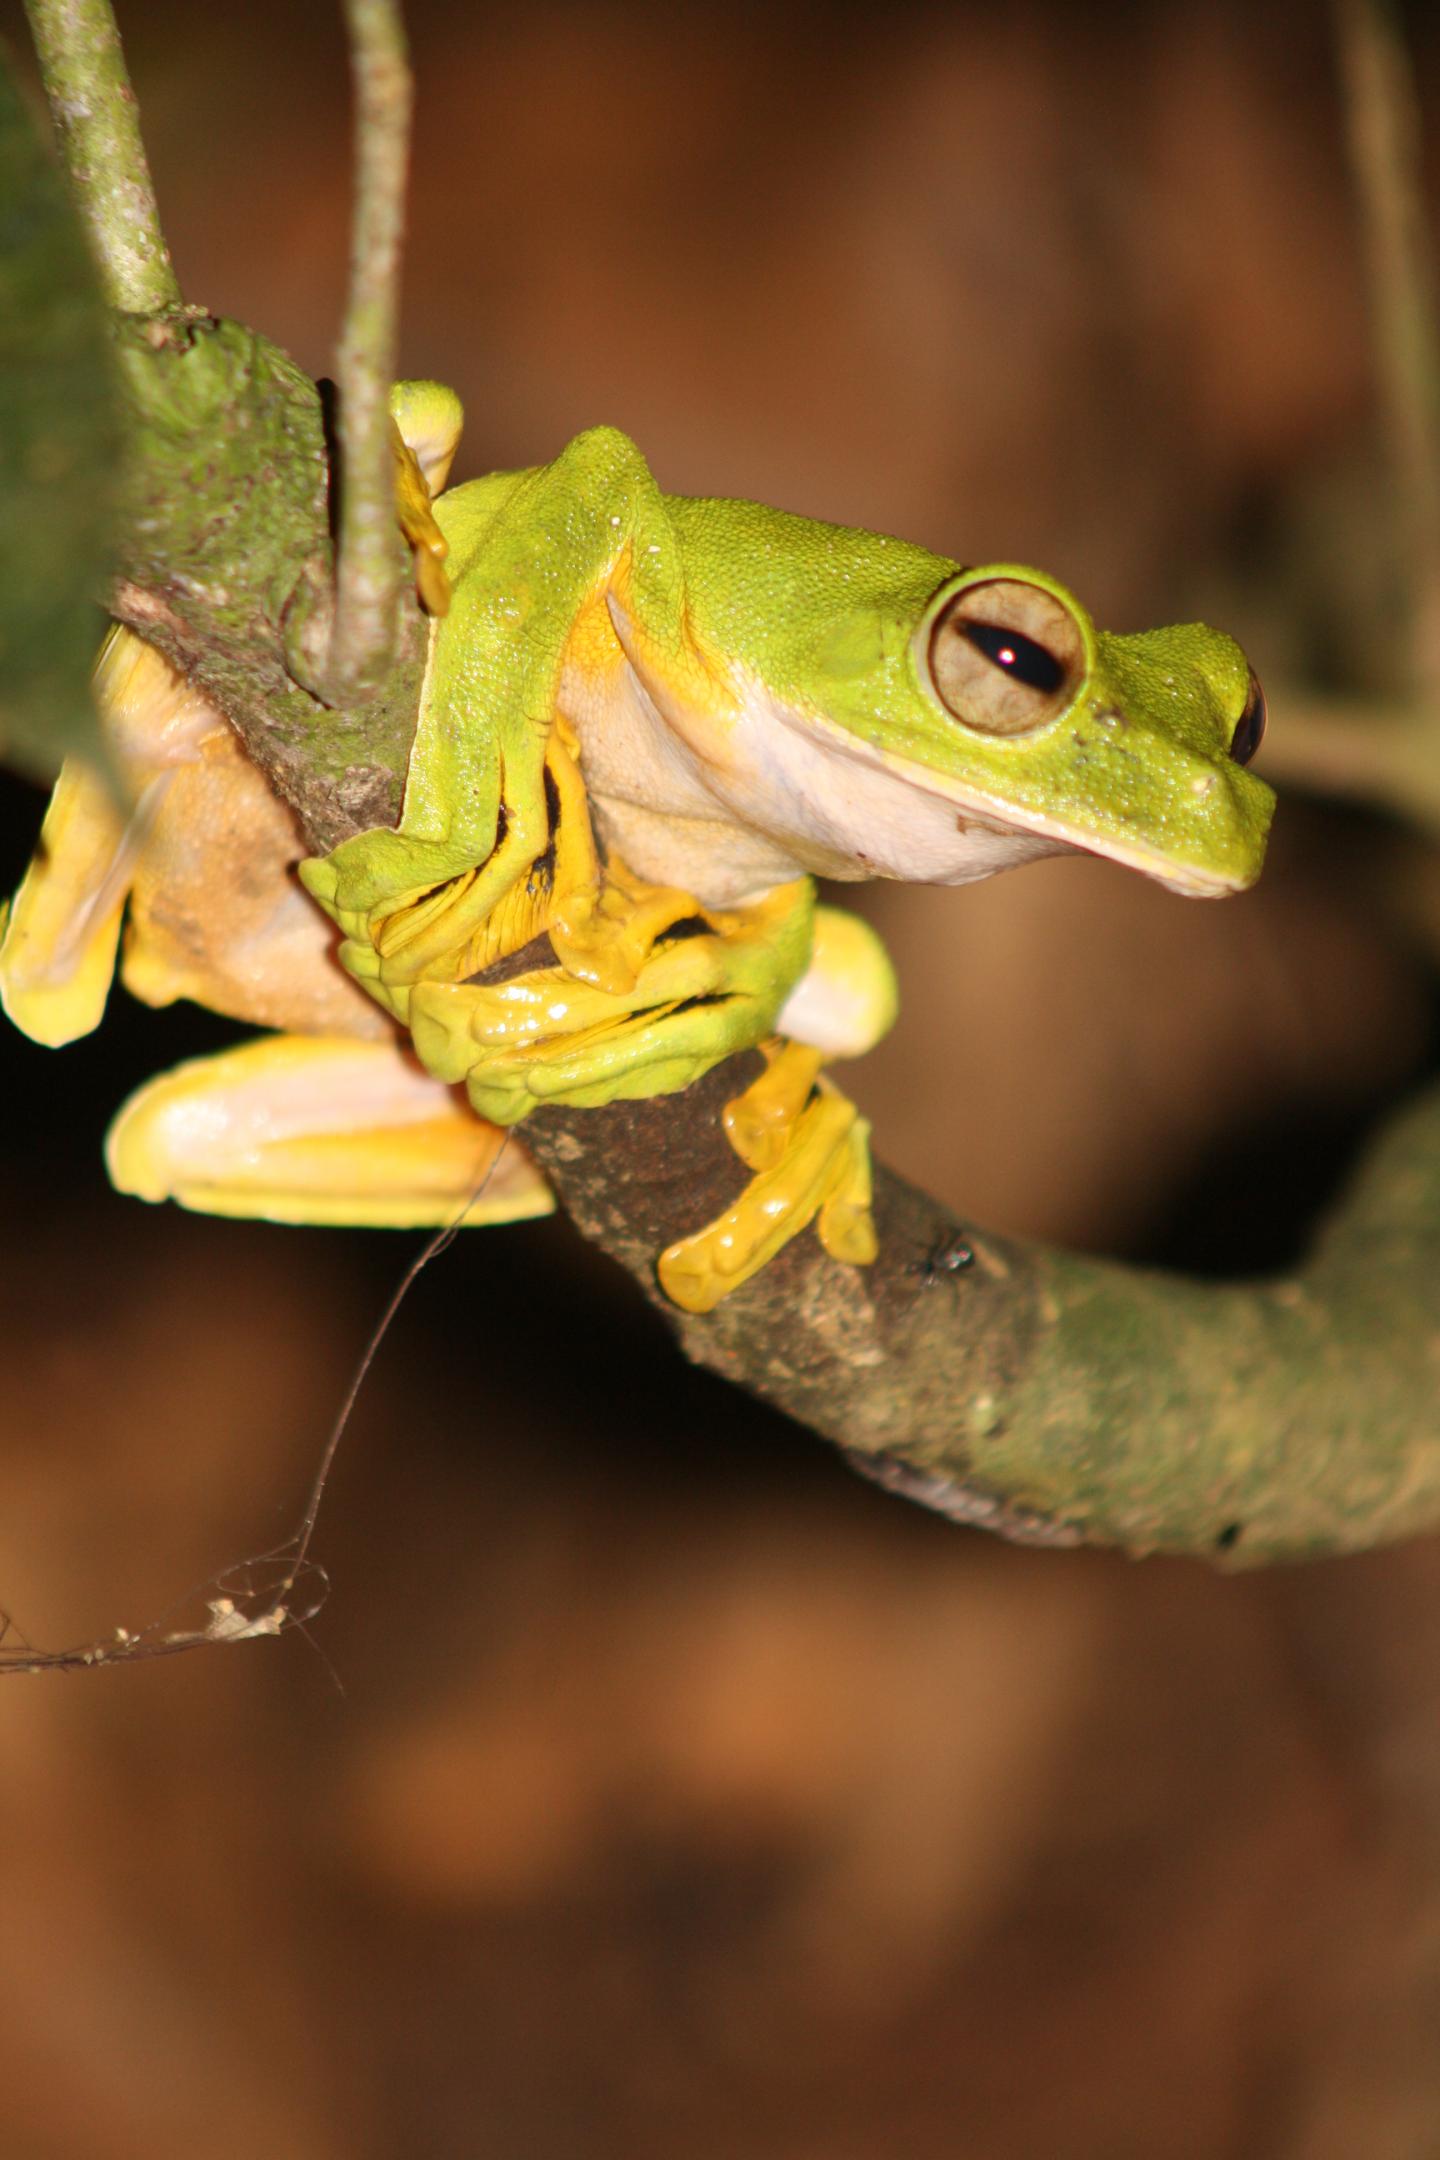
569,601,1072,910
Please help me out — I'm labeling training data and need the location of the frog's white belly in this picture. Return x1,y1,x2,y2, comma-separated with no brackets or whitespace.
561,634,1064,909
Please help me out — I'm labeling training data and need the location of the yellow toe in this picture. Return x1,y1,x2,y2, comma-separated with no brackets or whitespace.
658,1088,872,1313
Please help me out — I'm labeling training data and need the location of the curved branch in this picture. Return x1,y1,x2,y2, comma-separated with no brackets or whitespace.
24,0,179,313
517,1077,1440,1568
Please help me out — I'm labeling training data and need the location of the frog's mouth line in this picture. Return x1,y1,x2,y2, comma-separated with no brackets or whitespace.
781,703,1253,899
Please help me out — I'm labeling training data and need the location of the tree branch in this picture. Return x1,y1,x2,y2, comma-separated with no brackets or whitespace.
512,1071,1440,1566
24,0,179,313
319,0,413,707
1334,0,1440,705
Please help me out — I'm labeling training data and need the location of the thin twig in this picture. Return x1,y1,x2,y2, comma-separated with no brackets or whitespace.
322,0,413,707
24,0,179,313
1263,691,1440,834
1334,0,1440,704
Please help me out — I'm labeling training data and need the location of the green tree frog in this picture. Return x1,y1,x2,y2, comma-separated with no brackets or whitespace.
0,383,1273,1312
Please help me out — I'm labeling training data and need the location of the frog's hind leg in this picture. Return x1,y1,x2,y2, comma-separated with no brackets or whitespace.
657,906,899,1313
0,627,214,1049
657,1041,876,1313
106,1033,553,1229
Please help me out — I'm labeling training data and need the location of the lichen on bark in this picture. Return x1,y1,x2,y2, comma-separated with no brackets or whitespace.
107,309,420,848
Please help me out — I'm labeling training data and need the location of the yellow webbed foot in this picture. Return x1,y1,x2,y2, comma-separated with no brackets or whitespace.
657,1040,878,1314
650,903,893,1310
0,626,200,1047
390,378,465,617
722,1037,826,1170
106,1033,553,1229
391,420,452,617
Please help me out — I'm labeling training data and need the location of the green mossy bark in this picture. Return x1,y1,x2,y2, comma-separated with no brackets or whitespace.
107,310,421,848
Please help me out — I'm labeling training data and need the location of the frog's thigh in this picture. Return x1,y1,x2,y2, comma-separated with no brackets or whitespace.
106,1033,553,1229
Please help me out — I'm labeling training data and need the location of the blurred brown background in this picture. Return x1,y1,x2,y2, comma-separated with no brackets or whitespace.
3,1,1440,2153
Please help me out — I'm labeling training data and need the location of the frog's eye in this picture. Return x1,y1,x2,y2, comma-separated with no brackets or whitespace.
927,578,1085,737
1230,669,1266,766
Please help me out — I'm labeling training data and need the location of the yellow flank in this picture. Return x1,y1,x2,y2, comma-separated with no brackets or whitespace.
563,580,628,687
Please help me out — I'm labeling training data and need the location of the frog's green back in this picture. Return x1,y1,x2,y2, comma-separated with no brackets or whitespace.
664,493,971,747
409,432,1270,911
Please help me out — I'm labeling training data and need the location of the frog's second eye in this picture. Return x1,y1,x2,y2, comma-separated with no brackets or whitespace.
927,578,1085,737
1230,669,1266,766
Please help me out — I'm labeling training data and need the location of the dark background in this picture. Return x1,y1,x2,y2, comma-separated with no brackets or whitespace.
2,3,1440,2153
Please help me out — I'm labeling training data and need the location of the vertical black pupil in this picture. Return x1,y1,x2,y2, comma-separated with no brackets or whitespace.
960,620,1065,694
